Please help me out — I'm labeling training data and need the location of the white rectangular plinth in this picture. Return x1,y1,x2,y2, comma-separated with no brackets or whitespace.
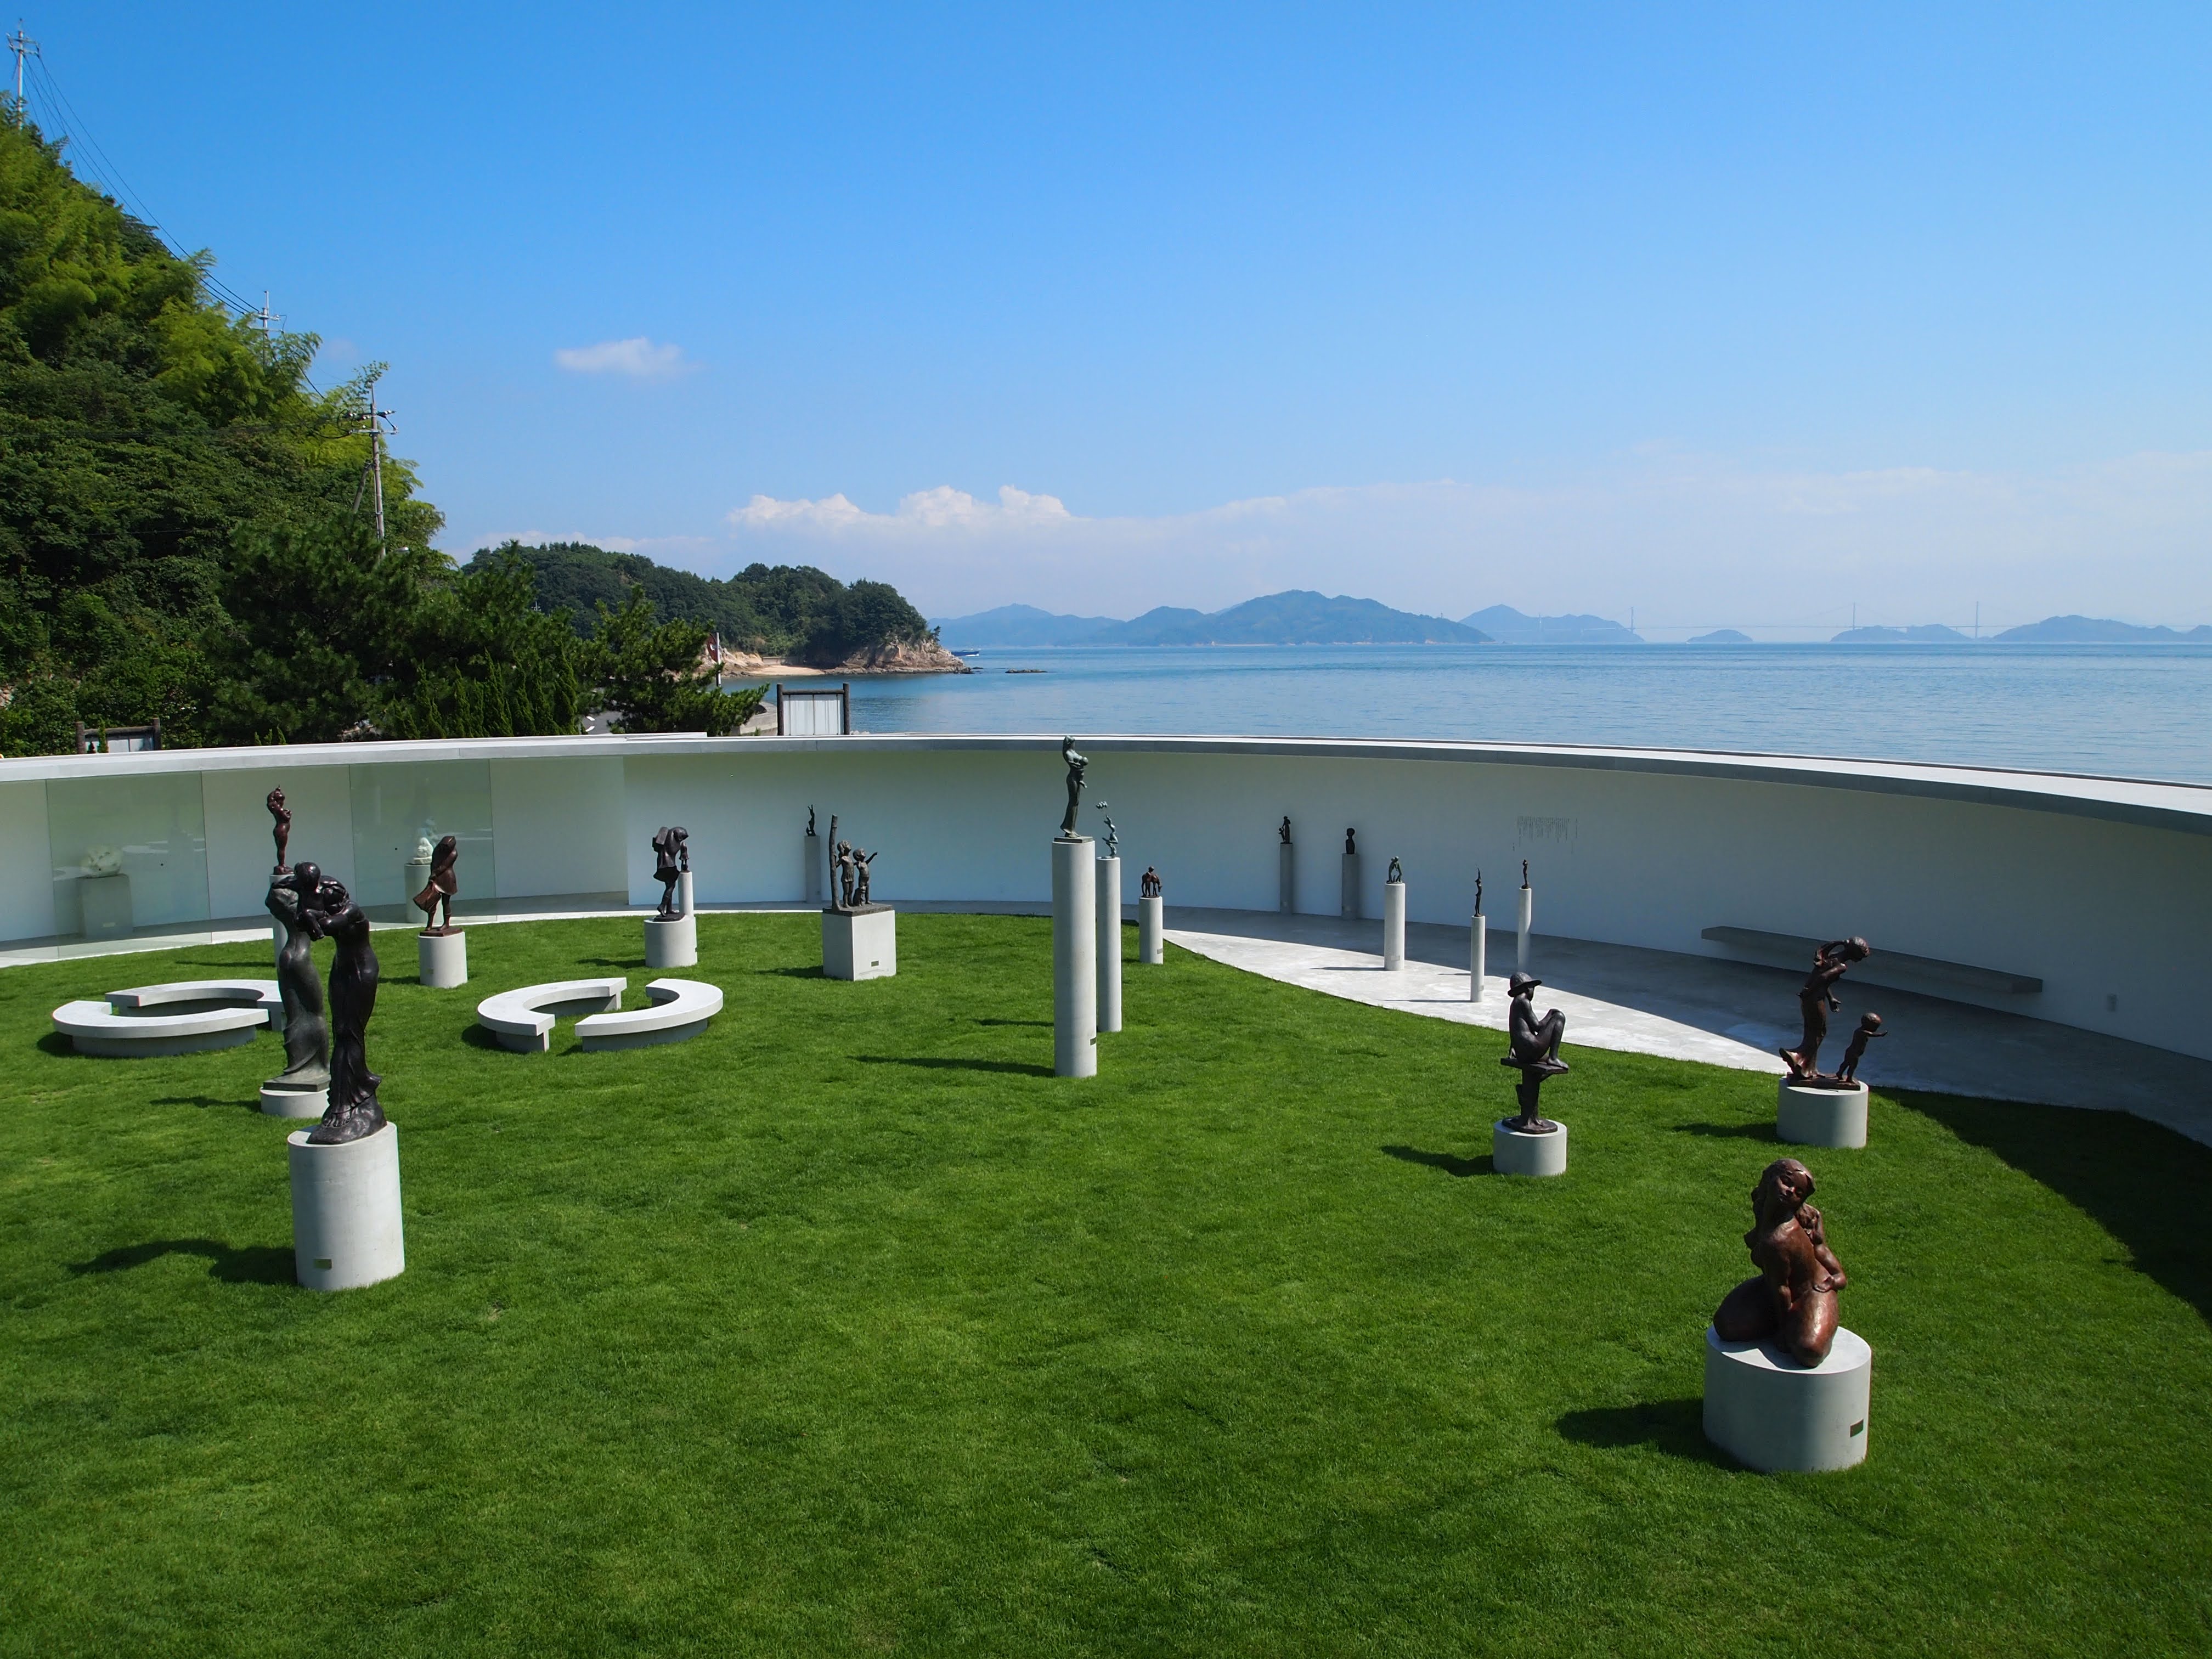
823,907,896,980
645,911,698,968
288,1122,404,1292
1095,856,1122,1034
1776,1081,1870,1148
80,873,132,939
1703,1325,1871,1472
1138,895,1164,964
1383,881,1406,969
417,930,468,989
1470,914,1487,1001
1053,837,1097,1077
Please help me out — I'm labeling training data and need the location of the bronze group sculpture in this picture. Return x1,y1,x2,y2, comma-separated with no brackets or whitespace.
1780,936,1874,1085
1140,866,1161,899
1387,856,1403,884
1498,970,1568,1131
412,834,460,935
651,826,690,919
1096,802,1118,857
267,788,292,873
1835,1012,1884,1084
1713,1157,1848,1365
299,876,384,1146
824,815,881,912
1059,738,1088,837
265,861,331,1097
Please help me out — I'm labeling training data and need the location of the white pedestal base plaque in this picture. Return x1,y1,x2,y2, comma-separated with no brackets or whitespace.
1493,1118,1567,1177
287,1121,404,1292
645,912,697,969
822,907,896,980
1703,1324,1871,1472
417,930,467,989
1776,1081,1869,1149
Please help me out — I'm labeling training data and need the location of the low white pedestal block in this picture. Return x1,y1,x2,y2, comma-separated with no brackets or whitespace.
261,1082,328,1119
1138,895,1164,964
1382,881,1406,969
1341,852,1362,920
1703,1324,1872,1472
1053,836,1097,1078
80,873,133,939
1516,885,1533,972
1493,1118,1568,1177
1278,842,1294,913
645,912,698,969
417,930,467,989
1095,855,1122,1034
823,906,896,979
288,1121,404,1292
1470,914,1487,1001
1776,1081,1870,1149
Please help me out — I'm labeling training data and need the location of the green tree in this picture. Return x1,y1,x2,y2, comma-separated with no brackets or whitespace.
581,590,766,735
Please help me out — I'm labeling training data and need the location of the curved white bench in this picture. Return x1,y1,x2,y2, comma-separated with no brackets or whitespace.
55,978,283,1058
476,978,627,1053
575,978,724,1051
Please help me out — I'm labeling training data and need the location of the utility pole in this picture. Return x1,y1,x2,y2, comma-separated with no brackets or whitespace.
8,23,35,116
356,371,394,544
250,291,283,335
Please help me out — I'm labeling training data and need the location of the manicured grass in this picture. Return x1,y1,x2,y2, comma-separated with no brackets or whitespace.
2,913,2208,1657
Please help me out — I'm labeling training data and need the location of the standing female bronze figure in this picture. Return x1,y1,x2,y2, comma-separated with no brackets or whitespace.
1713,1158,1848,1365
300,876,384,1146
1059,738,1088,837
265,861,330,1095
1780,936,1872,1082
412,834,460,935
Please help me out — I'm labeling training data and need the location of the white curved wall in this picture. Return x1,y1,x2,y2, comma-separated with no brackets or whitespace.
4,733,2208,1062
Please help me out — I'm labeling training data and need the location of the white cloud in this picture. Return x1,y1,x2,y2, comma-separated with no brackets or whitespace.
553,337,695,380
718,453,2212,633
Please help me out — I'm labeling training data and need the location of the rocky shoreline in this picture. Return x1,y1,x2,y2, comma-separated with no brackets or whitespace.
714,638,972,679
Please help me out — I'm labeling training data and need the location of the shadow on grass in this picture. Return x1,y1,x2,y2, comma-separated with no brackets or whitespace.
461,1024,514,1051
36,1032,76,1057
582,956,648,969
1903,1090,2212,1324
975,1018,1049,1029
1381,1144,1491,1178
855,1055,1056,1077
1554,1398,1733,1466
1674,1121,1777,1140
759,966,825,979
153,1095,257,1113
69,1239,294,1285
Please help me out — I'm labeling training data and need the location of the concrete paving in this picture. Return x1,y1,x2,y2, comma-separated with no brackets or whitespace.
1163,906,2212,1148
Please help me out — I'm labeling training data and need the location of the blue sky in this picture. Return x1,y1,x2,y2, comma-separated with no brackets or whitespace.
29,3,2212,630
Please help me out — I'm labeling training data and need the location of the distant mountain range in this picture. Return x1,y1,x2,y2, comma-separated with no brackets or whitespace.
935,591,1487,647
1459,605,1641,644
1991,615,2212,643
926,603,1120,647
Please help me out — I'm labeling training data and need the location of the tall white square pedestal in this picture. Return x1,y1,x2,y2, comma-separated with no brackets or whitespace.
287,1122,404,1292
80,873,132,939
1703,1325,1871,1472
645,912,697,968
1777,1081,1869,1149
417,930,467,988
823,906,896,979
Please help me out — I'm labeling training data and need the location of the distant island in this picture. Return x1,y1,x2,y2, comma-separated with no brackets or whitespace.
1690,629,1753,644
935,591,1488,647
1459,605,1641,644
1832,624,1969,644
1992,615,2212,644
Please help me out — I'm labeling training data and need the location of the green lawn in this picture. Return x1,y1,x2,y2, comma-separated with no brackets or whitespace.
2,913,2208,1657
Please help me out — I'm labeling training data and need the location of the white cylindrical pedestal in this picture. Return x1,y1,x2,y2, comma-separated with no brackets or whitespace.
677,870,695,916
1493,1118,1568,1177
1053,837,1097,1079
1776,1081,1870,1149
402,859,431,915
417,930,467,989
1278,842,1294,914
261,1083,327,1119
1516,885,1533,972
1703,1325,1872,1472
1138,895,1164,965
645,912,698,968
805,835,821,905
1094,855,1122,1035
1470,913,1487,1001
1382,881,1406,969
1341,852,1362,920
288,1122,404,1292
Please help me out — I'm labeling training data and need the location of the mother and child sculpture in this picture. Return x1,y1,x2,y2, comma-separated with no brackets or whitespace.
1714,1156,1848,1365
1780,936,1886,1086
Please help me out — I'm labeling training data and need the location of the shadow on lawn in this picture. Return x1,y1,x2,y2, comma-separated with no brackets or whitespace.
36,1033,76,1057
153,1095,257,1113
1554,1398,1733,1466
974,1018,1049,1028
856,1055,1056,1077
1902,1090,2212,1325
1674,1121,1777,1140
759,965,825,979
582,956,647,969
69,1239,294,1285
1381,1144,1492,1178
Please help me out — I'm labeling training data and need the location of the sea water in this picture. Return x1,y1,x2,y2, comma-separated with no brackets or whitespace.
836,643,2212,785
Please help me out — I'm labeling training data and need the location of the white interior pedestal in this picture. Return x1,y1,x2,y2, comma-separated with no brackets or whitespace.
1776,1081,1870,1149
417,930,467,989
823,907,896,980
645,912,698,969
1703,1324,1872,1472
287,1121,404,1292
80,873,133,939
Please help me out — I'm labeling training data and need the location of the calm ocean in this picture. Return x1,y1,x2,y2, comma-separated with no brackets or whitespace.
837,643,2212,785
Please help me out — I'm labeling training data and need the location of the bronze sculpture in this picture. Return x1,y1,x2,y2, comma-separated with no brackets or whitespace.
1474,869,1483,916
1713,1157,1848,1365
1835,1012,1884,1084
651,826,690,919
825,815,879,911
1140,866,1161,899
1345,827,1357,856
298,876,383,1146
1387,856,1403,884
1521,859,1528,888
1780,936,1873,1084
1059,738,1088,837
1279,816,1292,845
267,788,291,873
1498,970,1568,1131
265,862,331,1096
411,834,460,935
1096,802,1118,857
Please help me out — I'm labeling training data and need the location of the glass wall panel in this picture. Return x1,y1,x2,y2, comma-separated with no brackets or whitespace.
347,761,498,918
45,772,210,936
